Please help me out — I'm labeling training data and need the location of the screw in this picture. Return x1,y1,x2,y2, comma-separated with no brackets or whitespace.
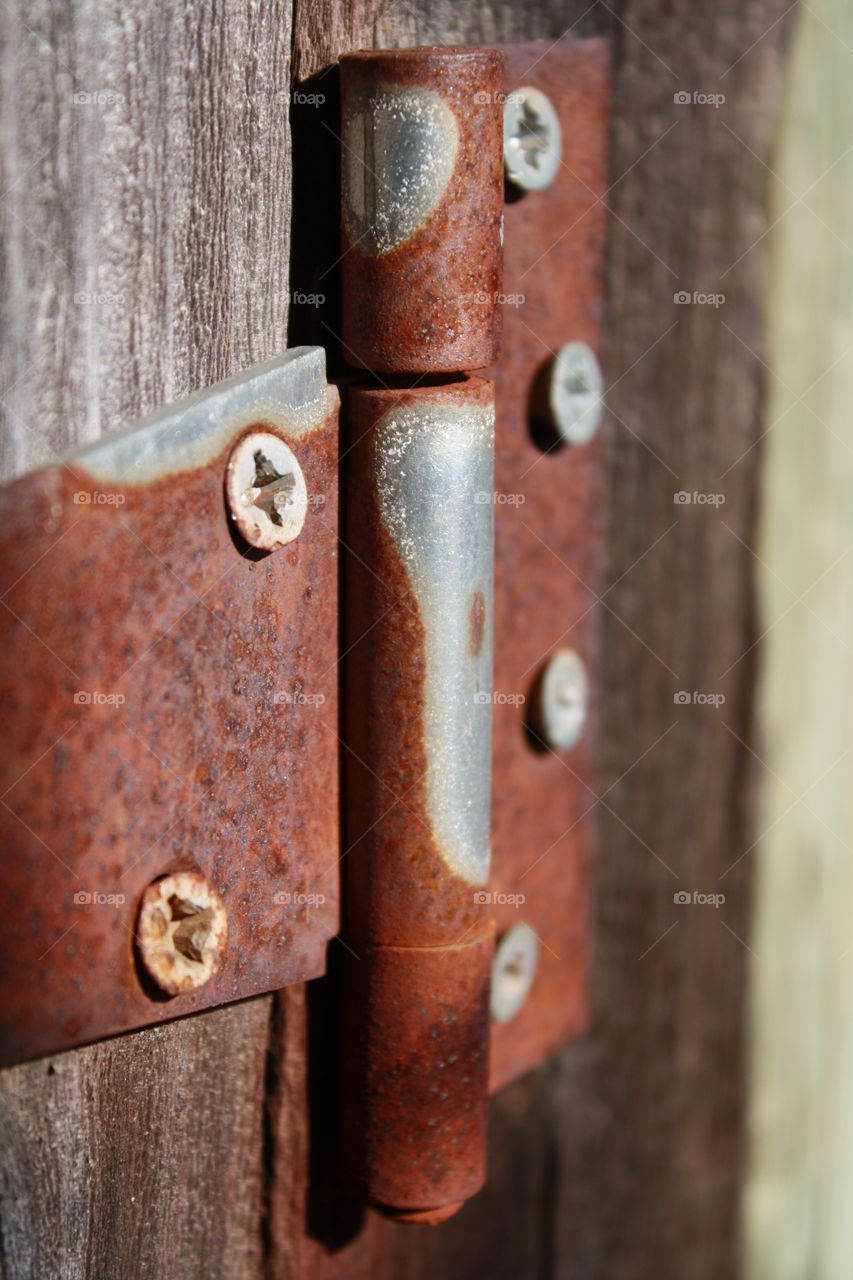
225,431,308,551
491,922,539,1023
136,871,228,995
549,342,603,446
537,648,589,752
503,87,562,192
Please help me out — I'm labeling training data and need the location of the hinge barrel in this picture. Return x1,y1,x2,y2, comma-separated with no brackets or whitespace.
342,378,496,1218
338,44,505,1223
340,47,504,373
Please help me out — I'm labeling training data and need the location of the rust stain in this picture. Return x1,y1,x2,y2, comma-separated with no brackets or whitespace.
340,930,494,1216
468,589,486,657
340,48,505,374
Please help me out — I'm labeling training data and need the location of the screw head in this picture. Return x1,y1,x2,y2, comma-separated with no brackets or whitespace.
503,87,562,192
538,648,589,752
549,342,603,446
136,871,228,995
225,431,308,551
491,922,539,1023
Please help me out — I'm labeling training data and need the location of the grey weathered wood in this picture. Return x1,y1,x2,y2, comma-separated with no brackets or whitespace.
0,0,293,482
0,0,791,1277
0,2,292,1277
0,1001,271,1280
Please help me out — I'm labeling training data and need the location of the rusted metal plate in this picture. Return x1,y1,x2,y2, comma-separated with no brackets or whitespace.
488,38,610,1092
0,348,340,1066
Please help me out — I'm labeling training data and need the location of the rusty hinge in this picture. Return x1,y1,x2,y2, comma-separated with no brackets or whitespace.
335,40,608,1222
0,35,609,1228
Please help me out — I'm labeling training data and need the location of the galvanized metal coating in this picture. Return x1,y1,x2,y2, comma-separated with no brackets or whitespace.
67,346,336,483
372,398,494,885
343,85,459,256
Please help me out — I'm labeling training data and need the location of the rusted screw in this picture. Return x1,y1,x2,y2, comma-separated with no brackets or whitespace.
549,341,603,445
136,871,227,995
537,648,589,752
503,87,562,192
491,922,539,1023
225,430,308,550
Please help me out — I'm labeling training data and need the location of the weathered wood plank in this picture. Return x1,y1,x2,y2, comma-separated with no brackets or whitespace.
0,0,294,482
0,1001,271,1280
0,1,292,1276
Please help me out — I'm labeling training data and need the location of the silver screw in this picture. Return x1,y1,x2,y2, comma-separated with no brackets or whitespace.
503,87,562,192
491,922,539,1023
538,648,589,752
550,341,603,445
225,431,308,551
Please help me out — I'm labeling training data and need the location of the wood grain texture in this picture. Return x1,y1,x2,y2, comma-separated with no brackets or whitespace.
0,0,791,1277
0,1,291,1277
0,999,271,1280
0,0,294,482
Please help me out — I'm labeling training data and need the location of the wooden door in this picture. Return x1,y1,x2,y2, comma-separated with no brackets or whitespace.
0,2,791,1277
